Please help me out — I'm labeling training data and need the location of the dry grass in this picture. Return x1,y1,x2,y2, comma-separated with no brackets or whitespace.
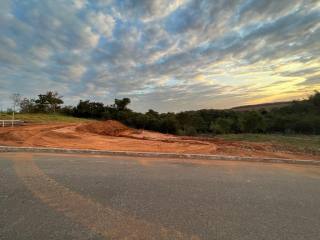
0,113,91,123
219,134,320,155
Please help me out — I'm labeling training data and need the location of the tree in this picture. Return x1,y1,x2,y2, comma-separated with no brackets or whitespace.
114,98,131,111
11,93,21,111
241,112,266,133
146,109,159,117
11,93,21,121
20,98,36,113
309,90,320,107
210,118,233,134
35,91,64,113
74,100,104,118
159,113,178,134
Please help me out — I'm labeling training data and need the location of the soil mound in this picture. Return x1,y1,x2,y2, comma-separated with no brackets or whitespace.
76,120,131,136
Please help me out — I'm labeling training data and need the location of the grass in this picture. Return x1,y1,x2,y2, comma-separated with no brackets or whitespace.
0,113,92,123
219,133,320,155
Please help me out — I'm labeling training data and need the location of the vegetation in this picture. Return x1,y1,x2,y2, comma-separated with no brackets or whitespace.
219,134,320,155
10,90,320,135
232,101,292,111
0,112,91,123
19,91,64,113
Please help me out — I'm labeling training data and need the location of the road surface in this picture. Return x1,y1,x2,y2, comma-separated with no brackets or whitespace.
1,153,320,240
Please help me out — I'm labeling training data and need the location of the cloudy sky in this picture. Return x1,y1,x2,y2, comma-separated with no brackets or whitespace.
0,0,319,112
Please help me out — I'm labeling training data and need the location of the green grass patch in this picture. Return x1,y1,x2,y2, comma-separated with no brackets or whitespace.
0,113,92,123
219,133,320,154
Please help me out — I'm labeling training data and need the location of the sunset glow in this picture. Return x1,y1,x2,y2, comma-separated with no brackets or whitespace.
0,0,319,111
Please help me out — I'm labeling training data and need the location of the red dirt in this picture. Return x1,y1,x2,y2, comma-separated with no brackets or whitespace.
76,120,131,136
0,120,319,160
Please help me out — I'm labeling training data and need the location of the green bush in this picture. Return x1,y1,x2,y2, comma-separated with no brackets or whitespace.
17,91,320,135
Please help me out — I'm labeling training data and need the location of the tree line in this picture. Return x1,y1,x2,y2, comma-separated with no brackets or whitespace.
17,90,320,135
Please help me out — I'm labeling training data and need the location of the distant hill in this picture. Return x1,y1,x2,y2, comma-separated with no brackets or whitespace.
231,101,293,112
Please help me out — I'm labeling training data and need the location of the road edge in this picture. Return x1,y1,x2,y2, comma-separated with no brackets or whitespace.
0,145,319,166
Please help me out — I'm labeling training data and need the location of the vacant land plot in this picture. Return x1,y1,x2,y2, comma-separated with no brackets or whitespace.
0,118,319,160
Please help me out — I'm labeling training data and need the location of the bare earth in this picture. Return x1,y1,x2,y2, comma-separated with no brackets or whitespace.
0,120,319,160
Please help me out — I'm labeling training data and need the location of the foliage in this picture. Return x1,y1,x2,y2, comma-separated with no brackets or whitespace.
20,91,64,113
114,98,131,111
20,98,36,113
210,117,233,134
241,111,266,133
35,91,64,112
16,90,320,135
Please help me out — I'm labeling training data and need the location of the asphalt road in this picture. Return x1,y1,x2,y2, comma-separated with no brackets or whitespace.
1,153,320,240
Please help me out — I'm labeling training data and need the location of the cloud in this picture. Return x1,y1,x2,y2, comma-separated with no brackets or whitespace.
114,0,188,22
300,74,320,85
0,0,319,112
87,12,115,38
68,64,87,81
73,0,87,9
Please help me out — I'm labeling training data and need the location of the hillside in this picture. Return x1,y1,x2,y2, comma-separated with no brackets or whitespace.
231,101,293,112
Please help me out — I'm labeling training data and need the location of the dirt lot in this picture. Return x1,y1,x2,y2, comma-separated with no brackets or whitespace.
0,120,319,160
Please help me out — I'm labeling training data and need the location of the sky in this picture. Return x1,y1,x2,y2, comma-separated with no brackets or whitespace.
0,0,319,112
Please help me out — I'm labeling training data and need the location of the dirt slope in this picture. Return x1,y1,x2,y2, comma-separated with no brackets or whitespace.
0,120,319,160
76,120,131,136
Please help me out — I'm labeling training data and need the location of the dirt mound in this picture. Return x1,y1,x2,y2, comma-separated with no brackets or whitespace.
76,120,131,136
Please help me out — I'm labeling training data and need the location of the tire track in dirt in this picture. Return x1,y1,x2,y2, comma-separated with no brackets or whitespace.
11,154,200,240
25,124,78,146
